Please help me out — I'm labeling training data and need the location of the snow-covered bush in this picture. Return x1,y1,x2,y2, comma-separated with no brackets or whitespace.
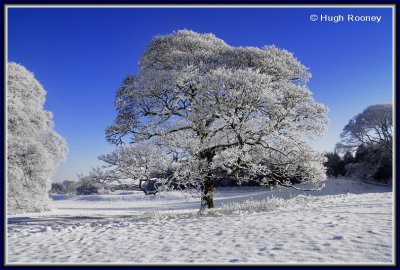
7,62,68,214
76,171,111,195
76,173,101,195
62,180,78,195
78,142,172,195
49,183,66,194
50,181,78,195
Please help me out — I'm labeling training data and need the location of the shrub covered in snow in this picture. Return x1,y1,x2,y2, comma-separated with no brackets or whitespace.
63,180,78,195
49,183,66,194
7,62,68,214
76,171,114,195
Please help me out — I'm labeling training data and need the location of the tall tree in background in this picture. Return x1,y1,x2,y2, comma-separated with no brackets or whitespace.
337,104,392,155
7,62,68,214
106,30,328,210
337,104,393,182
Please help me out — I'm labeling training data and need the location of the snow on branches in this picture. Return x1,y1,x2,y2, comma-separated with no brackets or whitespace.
337,104,393,155
7,62,68,214
103,30,328,209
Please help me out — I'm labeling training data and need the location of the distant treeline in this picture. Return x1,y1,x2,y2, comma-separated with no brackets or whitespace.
324,143,392,183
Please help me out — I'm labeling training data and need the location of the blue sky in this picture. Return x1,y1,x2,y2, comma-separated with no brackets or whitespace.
7,7,393,182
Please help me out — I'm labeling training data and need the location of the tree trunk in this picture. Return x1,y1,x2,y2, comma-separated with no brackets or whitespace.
199,149,215,211
200,171,214,211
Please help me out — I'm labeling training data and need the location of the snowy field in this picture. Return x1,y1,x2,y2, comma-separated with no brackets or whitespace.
7,178,393,265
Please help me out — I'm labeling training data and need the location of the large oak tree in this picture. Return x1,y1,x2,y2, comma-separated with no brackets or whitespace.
106,30,328,210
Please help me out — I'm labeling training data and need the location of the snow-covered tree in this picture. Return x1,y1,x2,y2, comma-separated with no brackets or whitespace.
337,104,393,155
7,62,68,214
80,143,171,195
336,104,393,182
106,30,328,209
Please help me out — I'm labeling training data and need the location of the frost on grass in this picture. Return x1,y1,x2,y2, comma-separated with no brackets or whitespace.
7,184,393,264
7,63,68,214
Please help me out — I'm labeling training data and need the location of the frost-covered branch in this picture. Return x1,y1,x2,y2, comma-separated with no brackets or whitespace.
337,104,393,156
105,30,329,209
7,63,68,214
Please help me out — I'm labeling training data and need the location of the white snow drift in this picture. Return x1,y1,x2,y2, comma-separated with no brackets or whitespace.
6,178,393,264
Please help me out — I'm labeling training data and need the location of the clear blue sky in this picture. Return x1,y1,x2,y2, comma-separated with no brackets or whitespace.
7,7,393,182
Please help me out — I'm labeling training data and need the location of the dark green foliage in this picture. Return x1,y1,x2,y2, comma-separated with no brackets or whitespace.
76,185,99,195
354,144,379,164
342,151,354,165
326,141,391,183
344,144,391,182
356,143,391,180
336,104,392,183
324,151,344,177
372,153,392,182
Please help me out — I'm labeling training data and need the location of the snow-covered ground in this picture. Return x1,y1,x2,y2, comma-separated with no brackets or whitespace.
6,178,393,264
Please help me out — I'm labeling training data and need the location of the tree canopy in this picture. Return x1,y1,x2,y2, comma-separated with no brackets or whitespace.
337,104,392,155
7,62,68,214
105,30,328,209
335,104,393,183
